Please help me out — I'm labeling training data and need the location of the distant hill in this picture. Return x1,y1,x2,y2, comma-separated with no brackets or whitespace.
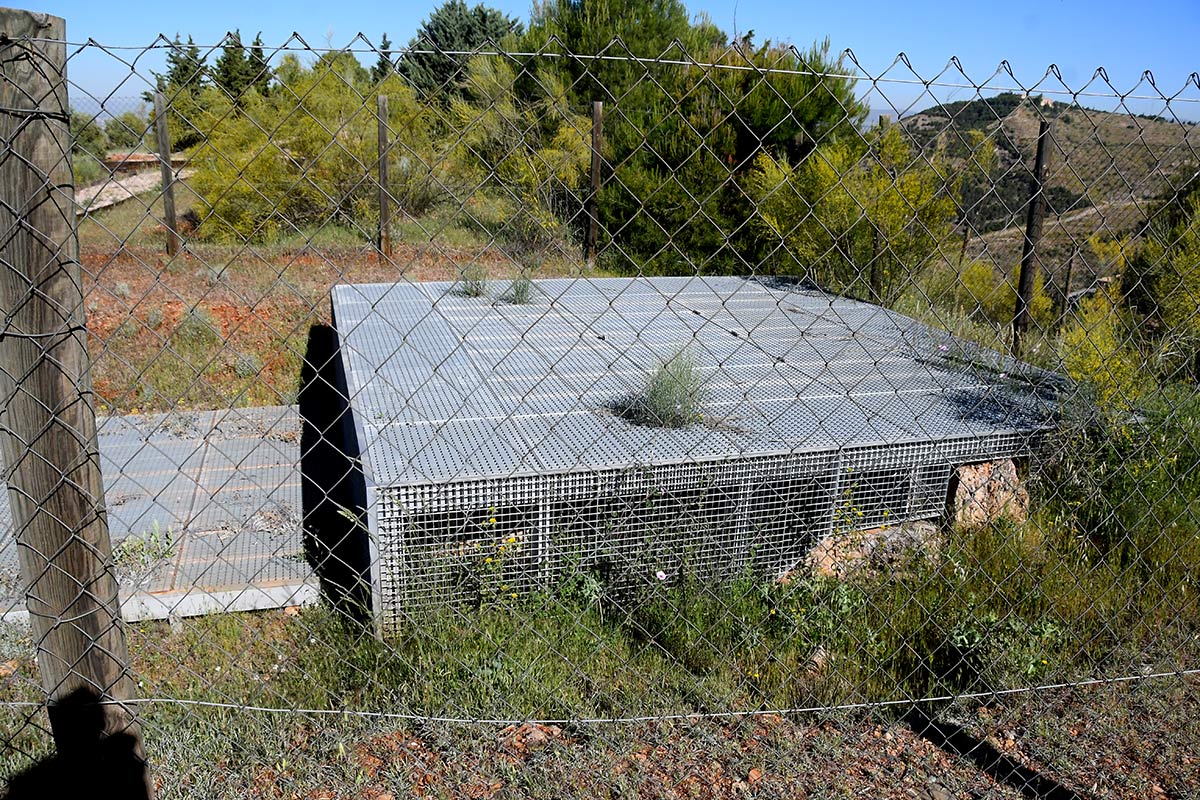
901,92,1200,282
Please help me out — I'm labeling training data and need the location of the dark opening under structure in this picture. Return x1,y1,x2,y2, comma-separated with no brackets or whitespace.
306,276,1061,636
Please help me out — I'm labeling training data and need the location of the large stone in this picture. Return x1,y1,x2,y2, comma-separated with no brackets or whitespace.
952,459,1029,528
803,520,941,579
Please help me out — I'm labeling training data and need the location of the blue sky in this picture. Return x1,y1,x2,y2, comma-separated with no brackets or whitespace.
43,0,1200,119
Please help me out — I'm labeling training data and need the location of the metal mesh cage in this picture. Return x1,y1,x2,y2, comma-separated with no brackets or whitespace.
322,276,1056,629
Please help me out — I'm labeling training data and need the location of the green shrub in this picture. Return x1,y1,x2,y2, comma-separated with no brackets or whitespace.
1060,286,1146,417
104,111,148,151
927,258,1055,329
189,60,436,241
446,56,588,253
72,152,105,186
747,124,958,303
617,348,706,428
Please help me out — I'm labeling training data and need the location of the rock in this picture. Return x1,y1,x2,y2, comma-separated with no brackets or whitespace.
804,521,941,579
919,784,953,800
806,531,871,579
868,521,940,569
807,646,829,675
497,722,563,754
952,459,1029,528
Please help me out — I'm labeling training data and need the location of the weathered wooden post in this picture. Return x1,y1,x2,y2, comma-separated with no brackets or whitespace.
584,100,603,268
153,90,179,257
1012,117,1053,358
377,94,392,261
1058,247,1076,330
0,8,151,796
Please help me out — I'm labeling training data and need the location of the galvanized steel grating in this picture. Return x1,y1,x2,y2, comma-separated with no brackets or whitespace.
325,276,1058,628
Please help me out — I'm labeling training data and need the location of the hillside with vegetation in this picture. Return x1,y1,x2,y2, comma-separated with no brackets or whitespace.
901,92,1200,282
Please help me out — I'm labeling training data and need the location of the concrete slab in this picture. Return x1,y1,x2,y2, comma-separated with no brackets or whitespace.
0,406,309,621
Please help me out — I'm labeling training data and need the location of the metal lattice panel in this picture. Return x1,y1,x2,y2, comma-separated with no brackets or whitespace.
329,277,1058,628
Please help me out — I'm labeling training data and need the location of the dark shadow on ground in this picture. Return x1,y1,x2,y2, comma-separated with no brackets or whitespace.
299,324,373,625
4,687,151,800
900,707,1091,800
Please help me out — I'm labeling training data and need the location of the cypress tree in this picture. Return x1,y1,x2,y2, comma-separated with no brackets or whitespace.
372,33,395,84
248,32,271,96
397,1,521,98
214,30,253,99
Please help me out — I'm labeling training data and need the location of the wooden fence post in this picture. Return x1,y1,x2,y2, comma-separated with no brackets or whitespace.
584,100,603,268
153,90,179,257
1057,247,1076,330
0,9,151,796
377,94,392,261
1012,117,1053,358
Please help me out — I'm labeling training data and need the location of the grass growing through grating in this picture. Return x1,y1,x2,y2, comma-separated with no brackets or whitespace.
506,270,535,305
617,348,707,428
454,263,490,298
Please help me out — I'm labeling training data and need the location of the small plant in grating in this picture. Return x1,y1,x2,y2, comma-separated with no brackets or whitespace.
112,281,132,300
112,521,175,579
454,507,529,608
505,271,535,305
454,263,489,298
146,307,165,330
560,567,606,616
617,348,707,428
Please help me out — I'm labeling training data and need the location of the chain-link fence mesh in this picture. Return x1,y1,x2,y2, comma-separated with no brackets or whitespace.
1,22,1199,798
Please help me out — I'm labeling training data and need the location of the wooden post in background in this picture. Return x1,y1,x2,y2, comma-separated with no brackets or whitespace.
1012,117,1053,358
0,9,150,796
377,94,392,261
1057,247,1076,330
153,90,179,257
584,100,603,268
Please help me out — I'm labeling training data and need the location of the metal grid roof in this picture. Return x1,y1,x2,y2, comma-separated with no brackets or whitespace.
331,276,1061,488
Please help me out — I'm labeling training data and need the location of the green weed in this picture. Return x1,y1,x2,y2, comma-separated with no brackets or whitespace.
455,263,489,298
617,348,706,428
112,521,176,576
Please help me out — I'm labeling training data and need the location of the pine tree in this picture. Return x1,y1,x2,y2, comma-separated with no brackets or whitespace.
213,30,253,99
248,33,271,96
148,34,206,97
178,36,205,89
143,34,208,149
371,33,394,84
397,1,521,98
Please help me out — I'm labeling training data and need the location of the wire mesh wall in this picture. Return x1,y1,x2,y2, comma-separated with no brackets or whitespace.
1,16,1199,798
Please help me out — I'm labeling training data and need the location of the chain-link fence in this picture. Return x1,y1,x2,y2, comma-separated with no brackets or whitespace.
2,11,1199,798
